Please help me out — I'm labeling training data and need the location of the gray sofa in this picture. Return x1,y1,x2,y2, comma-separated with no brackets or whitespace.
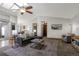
15,36,35,46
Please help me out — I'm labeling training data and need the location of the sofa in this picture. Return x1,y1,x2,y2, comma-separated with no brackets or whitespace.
15,36,35,46
15,35,42,46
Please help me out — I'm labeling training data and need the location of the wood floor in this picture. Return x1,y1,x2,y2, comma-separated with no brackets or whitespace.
0,39,15,48
0,38,79,56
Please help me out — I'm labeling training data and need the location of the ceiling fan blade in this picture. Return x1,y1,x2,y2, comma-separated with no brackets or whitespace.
14,3,21,8
26,11,33,14
25,6,32,10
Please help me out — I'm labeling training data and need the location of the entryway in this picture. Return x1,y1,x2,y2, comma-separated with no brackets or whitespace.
42,22,47,37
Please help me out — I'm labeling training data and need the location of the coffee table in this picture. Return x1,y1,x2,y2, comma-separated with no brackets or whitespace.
30,39,45,50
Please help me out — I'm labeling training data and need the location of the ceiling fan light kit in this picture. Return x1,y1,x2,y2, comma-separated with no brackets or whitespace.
21,12,24,15
20,8,26,13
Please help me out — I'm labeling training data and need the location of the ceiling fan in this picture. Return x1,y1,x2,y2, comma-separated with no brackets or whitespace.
13,3,33,15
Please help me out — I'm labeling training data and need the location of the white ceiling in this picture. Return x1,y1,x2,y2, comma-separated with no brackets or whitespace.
1,3,79,19
29,3,79,19
0,3,29,9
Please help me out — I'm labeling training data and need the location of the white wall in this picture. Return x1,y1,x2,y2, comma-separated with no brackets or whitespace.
72,14,79,35
17,13,35,33
36,16,72,38
17,14,72,38
47,17,72,38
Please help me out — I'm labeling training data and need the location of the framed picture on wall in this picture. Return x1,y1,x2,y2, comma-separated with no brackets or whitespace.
51,24,62,30
11,23,15,30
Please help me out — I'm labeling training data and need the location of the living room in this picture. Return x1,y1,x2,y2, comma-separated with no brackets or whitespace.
0,3,79,56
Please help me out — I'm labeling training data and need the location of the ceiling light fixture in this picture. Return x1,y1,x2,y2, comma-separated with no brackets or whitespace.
20,7,26,15
20,8,25,13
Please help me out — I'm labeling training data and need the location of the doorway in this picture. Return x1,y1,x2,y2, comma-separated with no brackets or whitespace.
42,22,47,37
32,23,37,36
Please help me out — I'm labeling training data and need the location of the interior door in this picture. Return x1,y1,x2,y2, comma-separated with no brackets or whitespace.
43,23,47,37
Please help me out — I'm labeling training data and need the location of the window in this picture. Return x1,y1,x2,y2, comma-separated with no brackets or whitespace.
1,26,5,36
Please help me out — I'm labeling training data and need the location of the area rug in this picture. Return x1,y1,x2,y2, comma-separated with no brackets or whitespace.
4,47,27,56
3,45,57,56
30,43,47,50
0,46,10,56
3,39,58,56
